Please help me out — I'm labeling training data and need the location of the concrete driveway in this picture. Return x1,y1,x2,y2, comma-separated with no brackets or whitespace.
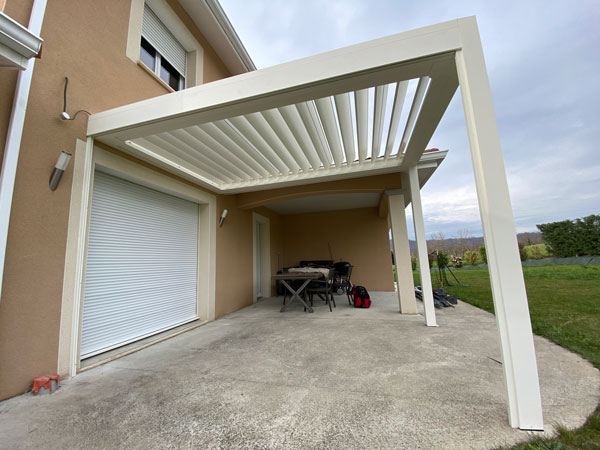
1,292,598,449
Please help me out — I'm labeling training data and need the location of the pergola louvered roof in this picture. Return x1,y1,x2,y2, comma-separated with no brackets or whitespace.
88,18,463,193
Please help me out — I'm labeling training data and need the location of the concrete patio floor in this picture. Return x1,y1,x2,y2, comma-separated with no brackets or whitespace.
0,292,598,449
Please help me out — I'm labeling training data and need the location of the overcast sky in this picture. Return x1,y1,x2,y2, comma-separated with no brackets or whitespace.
220,0,600,239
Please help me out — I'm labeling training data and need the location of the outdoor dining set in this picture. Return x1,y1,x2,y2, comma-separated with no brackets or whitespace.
272,261,353,313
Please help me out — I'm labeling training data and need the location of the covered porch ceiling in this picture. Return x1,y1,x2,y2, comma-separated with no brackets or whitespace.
87,19,461,194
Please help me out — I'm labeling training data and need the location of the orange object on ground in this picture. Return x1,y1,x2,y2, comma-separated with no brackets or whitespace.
32,374,60,394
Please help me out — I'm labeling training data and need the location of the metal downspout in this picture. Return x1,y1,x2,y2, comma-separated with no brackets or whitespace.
0,0,47,301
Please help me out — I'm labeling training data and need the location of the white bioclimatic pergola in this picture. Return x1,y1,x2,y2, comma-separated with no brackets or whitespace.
86,17,543,430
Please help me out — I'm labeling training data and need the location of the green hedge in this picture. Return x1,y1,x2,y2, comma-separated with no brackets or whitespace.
537,214,600,257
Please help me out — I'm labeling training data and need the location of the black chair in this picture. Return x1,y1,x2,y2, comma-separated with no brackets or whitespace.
307,268,336,311
332,262,354,305
344,265,354,305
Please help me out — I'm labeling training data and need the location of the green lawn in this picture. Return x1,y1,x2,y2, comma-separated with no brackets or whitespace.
413,265,600,449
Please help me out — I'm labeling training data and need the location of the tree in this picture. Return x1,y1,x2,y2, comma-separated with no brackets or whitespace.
479,246,487,264
537,214,600,257
518,242,528,261
455,229,473,256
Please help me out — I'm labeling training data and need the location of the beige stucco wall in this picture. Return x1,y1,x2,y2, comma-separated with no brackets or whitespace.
281,208,395,291
0,0,233,400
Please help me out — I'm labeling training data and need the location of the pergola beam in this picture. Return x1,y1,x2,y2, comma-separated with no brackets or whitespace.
407,168,437,327
456,18,543,431
388,192,417,314
89,19,462,139
399,64,457,169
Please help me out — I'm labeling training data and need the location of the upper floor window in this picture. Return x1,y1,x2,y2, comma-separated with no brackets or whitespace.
140,4,186,91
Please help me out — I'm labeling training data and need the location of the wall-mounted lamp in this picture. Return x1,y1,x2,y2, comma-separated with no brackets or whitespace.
49,151,72,191
219,209,228,227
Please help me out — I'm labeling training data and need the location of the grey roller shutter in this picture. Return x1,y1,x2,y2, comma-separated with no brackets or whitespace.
142,4,187,76
81,171,198,358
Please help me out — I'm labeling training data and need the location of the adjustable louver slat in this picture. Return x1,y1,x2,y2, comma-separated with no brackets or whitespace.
190,125,264,179
354,89,369,163
245,112,301,173
398,77,430,154
172,129,251,180
228,116,290,175
296,102,333,169
372,85,389,159
278,105,323,170
334,93,356,165
315,97,344,167
212,120,279,176
262,109,311,172
148,133,239,182
135,136,227,183
384,81,409,159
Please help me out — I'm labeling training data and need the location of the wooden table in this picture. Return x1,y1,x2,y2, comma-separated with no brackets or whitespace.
272,272,324,313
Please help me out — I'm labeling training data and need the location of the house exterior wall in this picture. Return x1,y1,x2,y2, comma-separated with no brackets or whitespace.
281,208,395,291
0,0,400,401
0,0,232,400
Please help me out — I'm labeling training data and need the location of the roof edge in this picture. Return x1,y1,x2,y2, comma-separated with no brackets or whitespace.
204,0,255,72
178,0,255,75
0,11,43,70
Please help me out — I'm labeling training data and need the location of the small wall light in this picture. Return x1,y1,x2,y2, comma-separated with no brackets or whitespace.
219,209,228,227
49,151,72,191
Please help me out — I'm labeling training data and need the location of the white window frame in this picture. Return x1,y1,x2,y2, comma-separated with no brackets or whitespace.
126,0,204,88
141,35,186,91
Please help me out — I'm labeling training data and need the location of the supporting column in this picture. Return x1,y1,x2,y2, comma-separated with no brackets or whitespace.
387,192,417,314
407,167,437,327
455,17,543,430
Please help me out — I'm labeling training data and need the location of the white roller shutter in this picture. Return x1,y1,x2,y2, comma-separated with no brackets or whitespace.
142,4,187,76
81,171,199,358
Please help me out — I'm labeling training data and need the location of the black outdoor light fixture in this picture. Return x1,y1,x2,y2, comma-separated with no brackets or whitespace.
49,151,72,191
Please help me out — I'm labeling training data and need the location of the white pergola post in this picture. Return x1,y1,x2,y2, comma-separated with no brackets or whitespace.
387,192,417,314
455,19,543,430
407,167,437,327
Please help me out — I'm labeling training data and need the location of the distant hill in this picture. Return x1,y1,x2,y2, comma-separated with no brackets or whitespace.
391,232,543,255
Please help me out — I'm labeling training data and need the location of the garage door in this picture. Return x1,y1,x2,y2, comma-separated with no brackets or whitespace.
81,171,199,358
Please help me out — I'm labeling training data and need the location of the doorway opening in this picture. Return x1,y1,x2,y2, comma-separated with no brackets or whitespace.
253,213,271,301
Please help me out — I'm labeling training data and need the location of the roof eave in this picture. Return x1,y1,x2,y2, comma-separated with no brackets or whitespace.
0,11,43,70
178,0,255,75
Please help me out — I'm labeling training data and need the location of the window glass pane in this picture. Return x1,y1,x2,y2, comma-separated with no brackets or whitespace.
160,57,183,91
140,37,156,69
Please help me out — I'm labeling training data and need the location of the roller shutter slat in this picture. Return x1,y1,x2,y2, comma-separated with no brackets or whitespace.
81,171,199,357
142,4,187,76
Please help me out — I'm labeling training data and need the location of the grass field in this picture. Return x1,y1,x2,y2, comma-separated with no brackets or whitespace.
413,265,600,449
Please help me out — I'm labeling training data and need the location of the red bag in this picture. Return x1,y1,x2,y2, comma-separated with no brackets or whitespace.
352,286,371,308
